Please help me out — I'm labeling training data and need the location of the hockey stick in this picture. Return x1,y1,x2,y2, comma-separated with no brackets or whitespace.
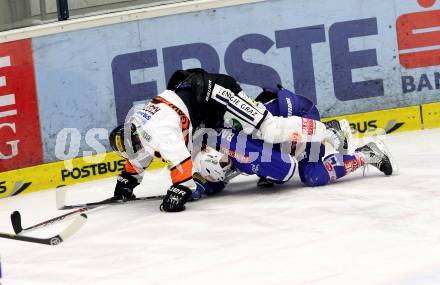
0,214,87,246
10,190,164,235
9,188,104,235
56,187,165,210
10,208,88,235
60,195,165,210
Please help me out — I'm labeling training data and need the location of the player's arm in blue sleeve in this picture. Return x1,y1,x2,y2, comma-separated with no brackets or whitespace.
219,129,297,184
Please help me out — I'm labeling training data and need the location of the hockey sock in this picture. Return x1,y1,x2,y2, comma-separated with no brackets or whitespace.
323,153,365,182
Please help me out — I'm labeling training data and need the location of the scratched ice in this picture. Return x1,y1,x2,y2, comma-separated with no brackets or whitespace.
0,129,439,285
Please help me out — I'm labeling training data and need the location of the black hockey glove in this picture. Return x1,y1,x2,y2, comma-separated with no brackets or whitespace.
257,177,275,188
160,184,192,212
114,171,139,200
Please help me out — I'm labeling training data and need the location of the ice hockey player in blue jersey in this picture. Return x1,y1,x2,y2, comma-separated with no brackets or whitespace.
192,86,394,200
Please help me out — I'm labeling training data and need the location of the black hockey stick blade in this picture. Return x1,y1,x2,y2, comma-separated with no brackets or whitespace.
11,210,23,234
12,207,88,235
0,214,87,245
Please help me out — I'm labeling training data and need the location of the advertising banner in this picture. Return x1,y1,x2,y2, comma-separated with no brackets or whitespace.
322,106,423,138
0,0,427,163
0,0,438,197
0,152,165,199
0,39,43,171
0,101,427,198
421,102,440,129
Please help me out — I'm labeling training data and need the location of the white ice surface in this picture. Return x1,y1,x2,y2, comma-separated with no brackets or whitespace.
1,129,440,285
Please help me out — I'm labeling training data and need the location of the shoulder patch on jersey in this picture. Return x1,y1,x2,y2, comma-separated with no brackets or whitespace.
211,84,234,104
143,103,161,115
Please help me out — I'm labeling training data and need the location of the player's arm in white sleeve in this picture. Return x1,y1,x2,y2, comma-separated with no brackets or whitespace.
257,111,328,143
155,126,196,191
113,156,152,200
137,105,196,212
221,89,329,144
154,124,197,212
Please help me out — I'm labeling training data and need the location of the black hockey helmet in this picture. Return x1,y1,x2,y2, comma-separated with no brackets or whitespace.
167,70,192,90
255,84,284,103
109,124,142,159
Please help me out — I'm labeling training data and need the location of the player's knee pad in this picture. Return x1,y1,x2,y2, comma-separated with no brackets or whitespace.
298,161,330,187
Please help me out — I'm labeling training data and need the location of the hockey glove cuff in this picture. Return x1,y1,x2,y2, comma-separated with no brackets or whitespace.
114,171,140,200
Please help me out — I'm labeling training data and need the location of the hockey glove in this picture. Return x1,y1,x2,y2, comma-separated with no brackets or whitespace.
191,173,209,201
160,184,192,212
114,171,139,200
191,173,227,201
257,177,275,188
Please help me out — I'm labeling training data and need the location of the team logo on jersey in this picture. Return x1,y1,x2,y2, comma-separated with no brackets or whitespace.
143,104,160,115
135,104,161,122
230,119,243,131
134,112,151,122
301,118,315,135
323,161,337,181
344,158,360,174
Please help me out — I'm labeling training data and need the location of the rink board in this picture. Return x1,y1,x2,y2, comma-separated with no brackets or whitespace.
1,0,440,193
322,106,423,138
422,102,440,129
1,129,440,285
0,153,165,199
0,103,430,199
2,0,440,167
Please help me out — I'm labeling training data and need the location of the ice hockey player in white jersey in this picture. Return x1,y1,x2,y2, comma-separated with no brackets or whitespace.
109,68,347,212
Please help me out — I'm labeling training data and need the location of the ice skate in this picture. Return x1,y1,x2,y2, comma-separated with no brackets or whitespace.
324,119,351,154
355,140,394,176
